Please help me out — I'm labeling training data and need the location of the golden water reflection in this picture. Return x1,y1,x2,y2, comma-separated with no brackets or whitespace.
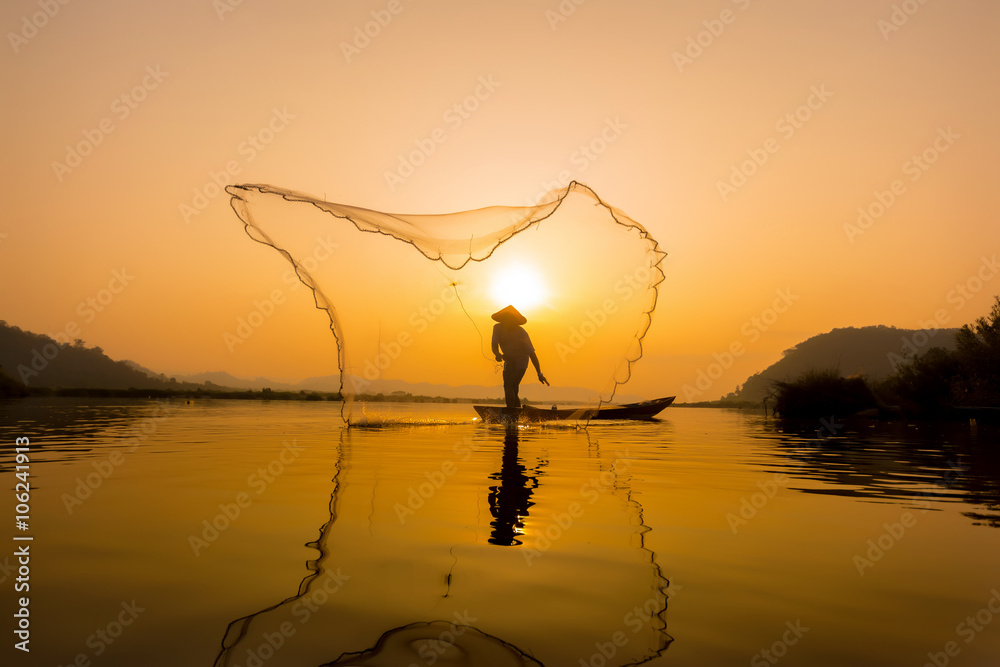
214,422,673,666
2,400,999,666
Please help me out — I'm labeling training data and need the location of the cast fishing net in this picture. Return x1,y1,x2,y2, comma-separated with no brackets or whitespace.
225,181,665,423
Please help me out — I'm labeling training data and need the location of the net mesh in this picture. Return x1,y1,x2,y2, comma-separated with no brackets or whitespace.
226,181,666,423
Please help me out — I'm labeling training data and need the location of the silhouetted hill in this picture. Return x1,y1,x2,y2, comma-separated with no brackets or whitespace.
736,325,960,402
0,321,199,390
0,364,29,397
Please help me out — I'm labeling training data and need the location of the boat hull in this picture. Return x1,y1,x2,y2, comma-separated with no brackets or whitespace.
473,396,674,423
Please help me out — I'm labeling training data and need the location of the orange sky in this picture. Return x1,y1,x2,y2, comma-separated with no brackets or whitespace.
2,0,998,399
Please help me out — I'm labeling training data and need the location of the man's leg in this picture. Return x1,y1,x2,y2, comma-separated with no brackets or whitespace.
503,358,529,408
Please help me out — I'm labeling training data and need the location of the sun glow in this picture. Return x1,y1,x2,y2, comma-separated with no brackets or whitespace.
490,264,548,312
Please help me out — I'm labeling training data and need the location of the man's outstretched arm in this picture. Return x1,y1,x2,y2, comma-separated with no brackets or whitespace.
529,351,549,385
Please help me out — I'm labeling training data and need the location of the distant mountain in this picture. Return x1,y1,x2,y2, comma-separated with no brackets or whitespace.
172,370,300,391
170,371,643,404
0,321,187,390
735,325,960,402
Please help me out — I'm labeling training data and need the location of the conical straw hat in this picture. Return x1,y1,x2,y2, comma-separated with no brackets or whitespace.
491,305,527,325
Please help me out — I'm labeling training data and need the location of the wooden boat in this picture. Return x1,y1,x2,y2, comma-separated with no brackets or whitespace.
590,396,676,420
473,396,674,423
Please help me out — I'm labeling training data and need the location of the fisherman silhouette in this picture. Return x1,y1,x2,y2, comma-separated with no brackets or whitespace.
491,305,548,409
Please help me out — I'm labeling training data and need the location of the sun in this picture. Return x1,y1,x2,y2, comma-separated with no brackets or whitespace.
490,264,548,312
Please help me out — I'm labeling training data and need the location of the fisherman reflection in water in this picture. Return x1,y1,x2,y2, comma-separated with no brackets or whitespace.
491,305,548,409
488,425,541,546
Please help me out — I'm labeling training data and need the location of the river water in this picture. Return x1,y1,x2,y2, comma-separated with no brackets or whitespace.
1,398,998,666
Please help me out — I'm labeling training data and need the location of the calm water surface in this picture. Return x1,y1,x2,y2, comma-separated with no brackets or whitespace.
1,398,999,666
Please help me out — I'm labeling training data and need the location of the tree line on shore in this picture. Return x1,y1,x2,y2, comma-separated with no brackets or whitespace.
773,296,1000,420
